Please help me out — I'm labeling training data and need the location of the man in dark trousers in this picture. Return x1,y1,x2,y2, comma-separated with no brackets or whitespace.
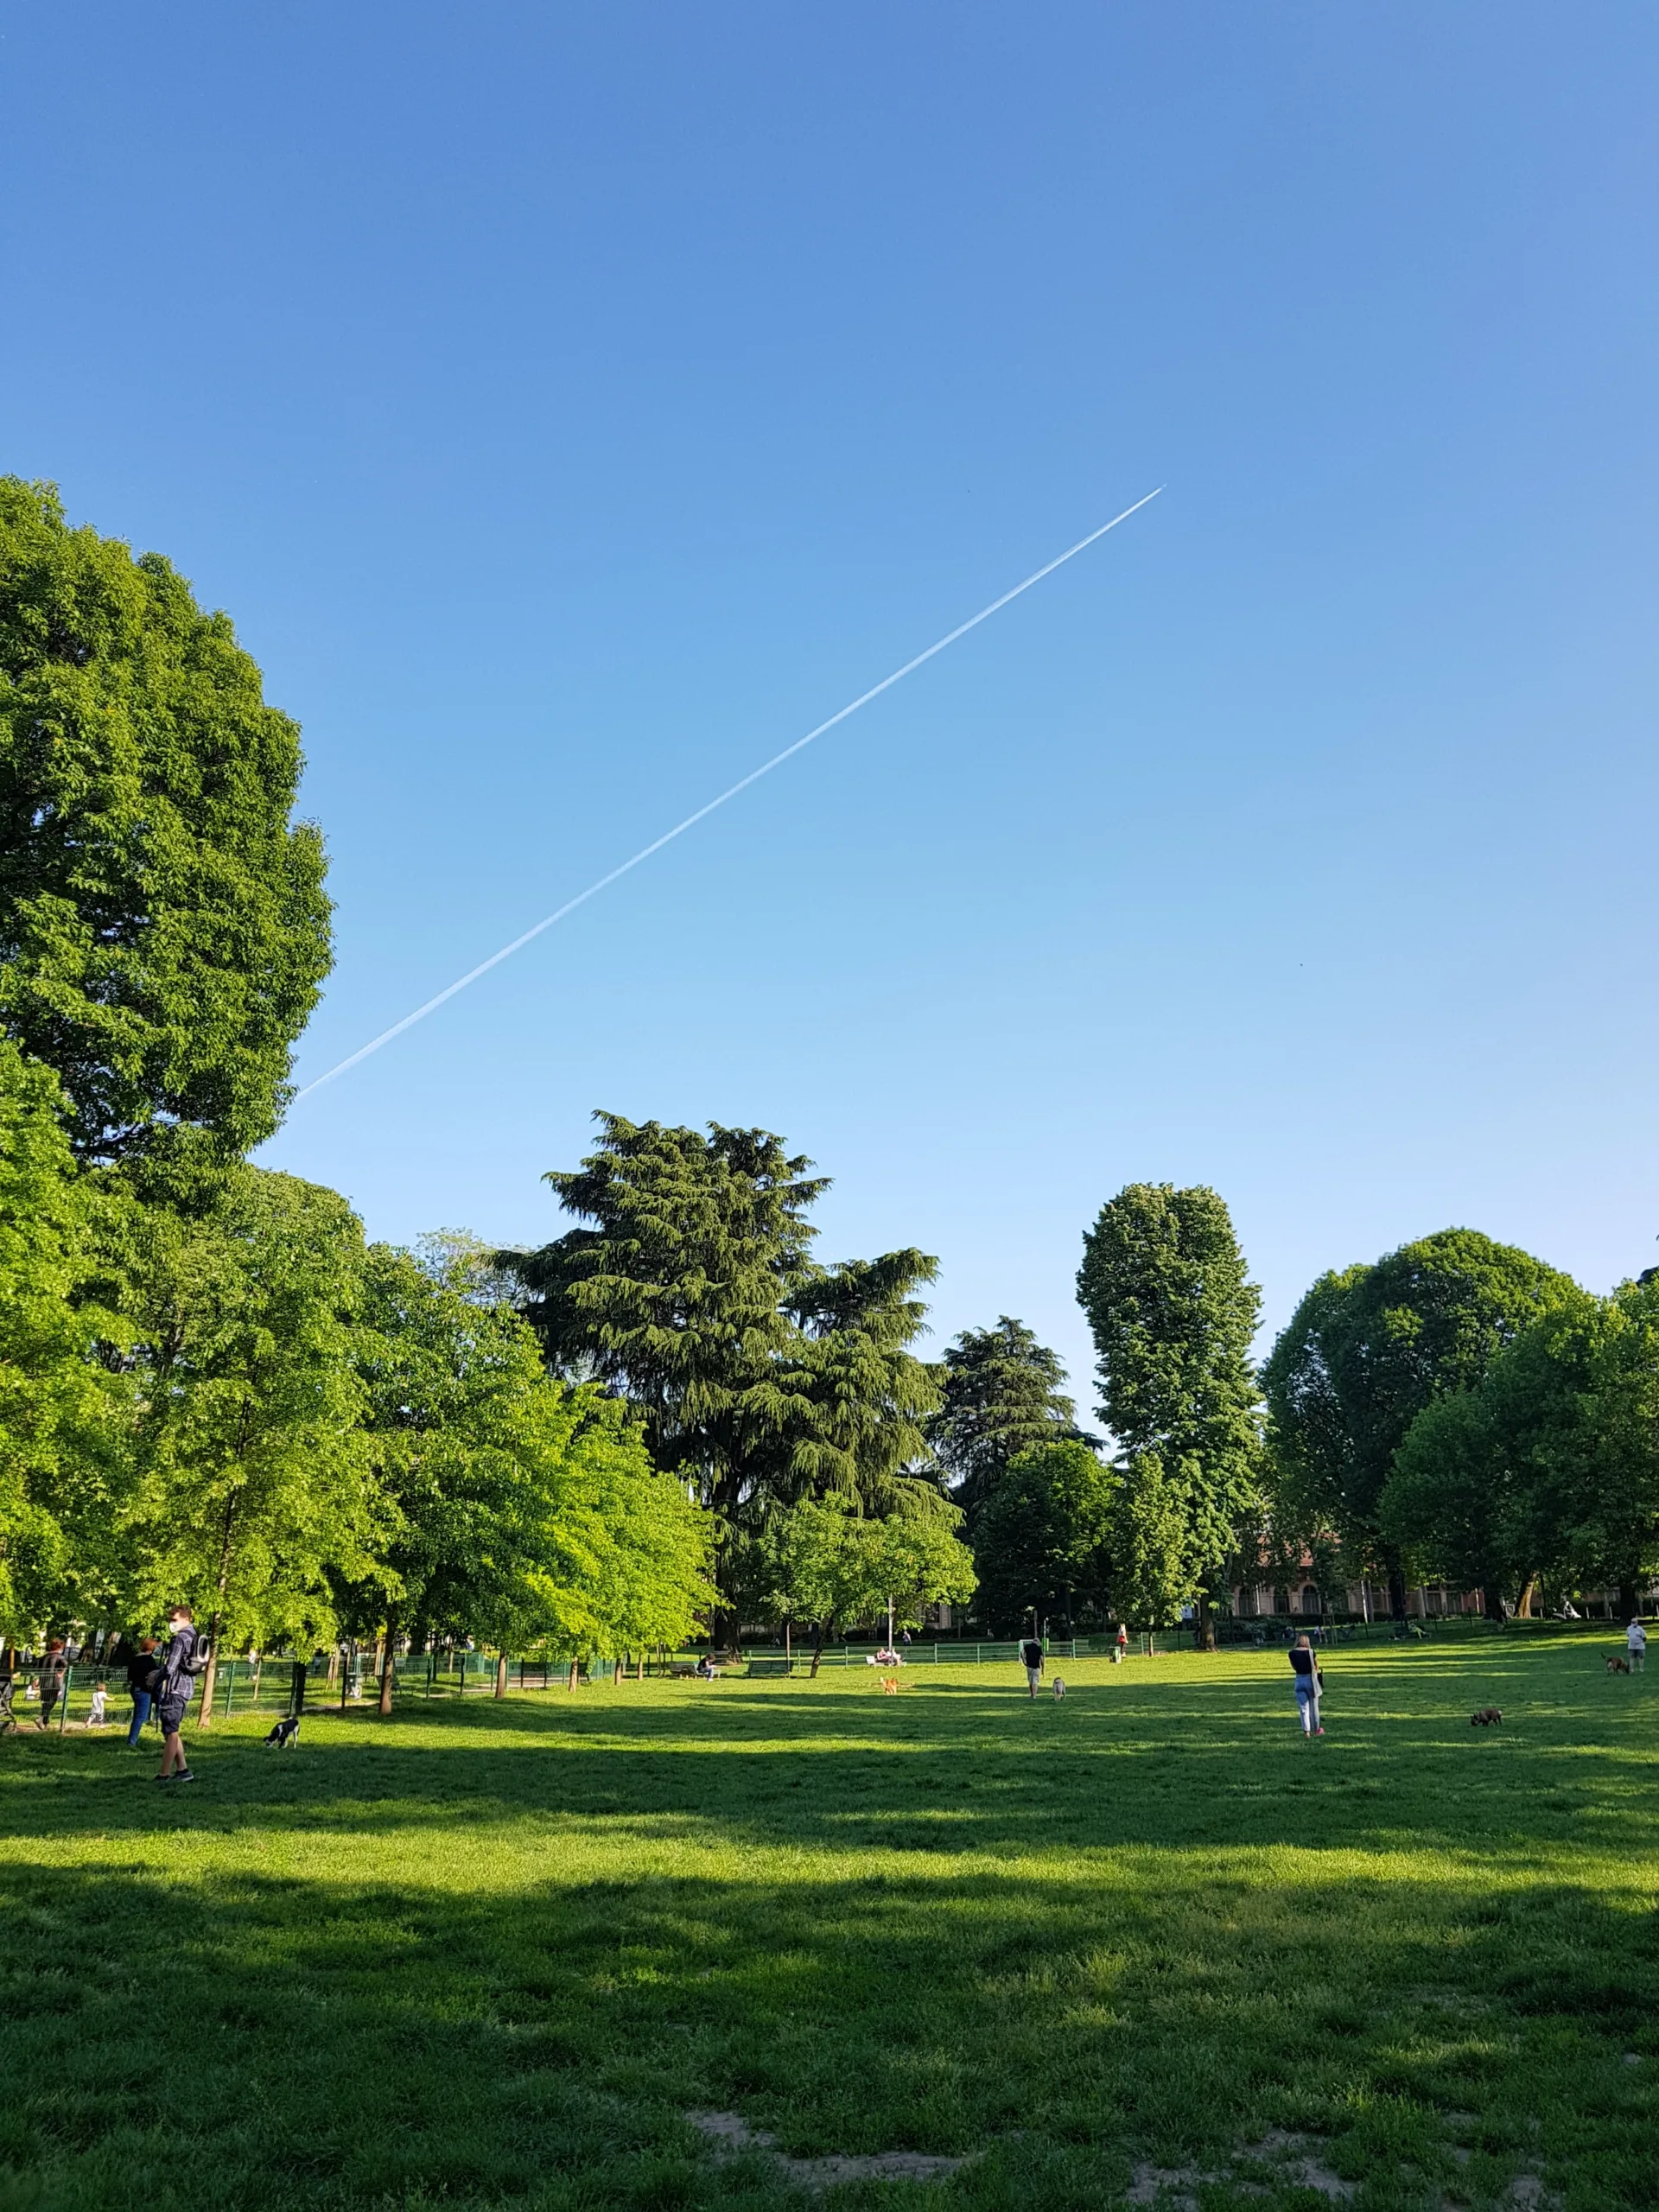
124,1636,158,1748
155,1606,202,1783
36,1640,68,1730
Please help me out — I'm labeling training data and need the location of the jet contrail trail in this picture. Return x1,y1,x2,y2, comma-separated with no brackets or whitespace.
295,486,1163,1099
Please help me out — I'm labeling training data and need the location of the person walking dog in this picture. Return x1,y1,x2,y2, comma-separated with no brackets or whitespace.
1289,1632,1324,1738
154,1607,206,1783
1020,1634,1045,1699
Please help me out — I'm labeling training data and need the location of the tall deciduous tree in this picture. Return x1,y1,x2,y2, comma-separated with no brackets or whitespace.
1077,1183,1262,1643
0,1035,124,1634
1263,1229,1574,1617
926,1318,1081,1523
1383,1283,1659,1618
769,1496,975,1673
970,1439,1117,1633
353,1236,712,1708
116,1169,379,1719
0,479,332,1177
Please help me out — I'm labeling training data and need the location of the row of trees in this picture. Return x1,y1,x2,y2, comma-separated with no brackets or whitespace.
0,482,716,1680
5,477,1653,1661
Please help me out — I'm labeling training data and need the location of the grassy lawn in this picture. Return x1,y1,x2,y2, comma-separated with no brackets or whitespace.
2,1635,1656,2212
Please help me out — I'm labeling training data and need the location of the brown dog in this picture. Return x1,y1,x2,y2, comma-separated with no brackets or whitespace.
1471,1707,1503,1726
1607,1656,1630,1675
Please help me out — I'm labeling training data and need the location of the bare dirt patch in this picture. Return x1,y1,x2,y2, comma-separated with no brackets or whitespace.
688,2109,966,2190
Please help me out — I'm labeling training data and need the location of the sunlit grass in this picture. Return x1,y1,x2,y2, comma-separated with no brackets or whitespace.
2,1637,1656,2212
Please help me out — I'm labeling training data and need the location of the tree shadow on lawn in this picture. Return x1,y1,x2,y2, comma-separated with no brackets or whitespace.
2,1840,1656,2212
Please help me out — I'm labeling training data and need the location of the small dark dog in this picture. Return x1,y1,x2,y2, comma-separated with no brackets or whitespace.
1471,1707,1503,1726
264,1715,302,1748
1606,1656,1630,1675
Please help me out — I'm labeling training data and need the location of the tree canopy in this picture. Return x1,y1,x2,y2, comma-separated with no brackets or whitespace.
926,1316,1081,1524
1263,1228,1576,1612
1077,1183,1262,1635
970,1439,1117,1633
0,477,331,1177
503,1114,944,1630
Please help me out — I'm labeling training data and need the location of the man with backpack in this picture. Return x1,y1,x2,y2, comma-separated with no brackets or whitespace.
153,1606,207,1783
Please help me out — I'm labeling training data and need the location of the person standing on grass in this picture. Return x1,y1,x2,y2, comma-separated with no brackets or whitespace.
124,1636,158,1748
1289,1633,1324,1737
154,1607,202,1783
35,1640,67,1730
1628,1618,1647,1672
1020,1634,1044,1698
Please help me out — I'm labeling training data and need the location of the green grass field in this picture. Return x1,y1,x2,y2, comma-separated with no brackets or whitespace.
3,1636,1656,2212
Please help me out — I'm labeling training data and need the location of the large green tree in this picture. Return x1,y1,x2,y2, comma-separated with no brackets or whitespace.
1383,1283,1659,1619
0,1035,125,1635
970,1439,1117,1633
113,1168,379,1720
1077,1183,1262,1643
0,478,331,1176
768,1495,975,1671
504,1114,942,1634
1263,1229,1574,1616
926,1317,1082,1524
353,1235,713,1707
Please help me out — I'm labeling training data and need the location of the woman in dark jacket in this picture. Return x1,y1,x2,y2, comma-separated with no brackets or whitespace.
1289,1633,1324,1737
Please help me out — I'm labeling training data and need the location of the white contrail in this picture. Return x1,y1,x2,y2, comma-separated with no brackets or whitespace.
294,487,1163,1099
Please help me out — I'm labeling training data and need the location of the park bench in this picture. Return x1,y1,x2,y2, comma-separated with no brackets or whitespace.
747,1657,791,1677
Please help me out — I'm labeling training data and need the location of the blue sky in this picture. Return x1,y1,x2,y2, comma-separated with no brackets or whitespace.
6,4,1656,1399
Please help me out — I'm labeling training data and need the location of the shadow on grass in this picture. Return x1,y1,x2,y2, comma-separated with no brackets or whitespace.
2,1840,1657,2212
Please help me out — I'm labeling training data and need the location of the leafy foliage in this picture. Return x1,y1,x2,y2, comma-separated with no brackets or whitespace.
1077,1184,1262,1611
0,478,331,1175
504,1115,944,1630
970,1439,1116,1631
926,1316,1082,1523
1382,1281,1659,1610
1264,1229,1576,1603
0,1035,124,1632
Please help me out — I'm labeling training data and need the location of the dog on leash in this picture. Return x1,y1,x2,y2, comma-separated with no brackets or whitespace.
1470,1707,1503,1726
264,1715,302,1748
1607,1656,1631,1675
1052,1676,1067,1700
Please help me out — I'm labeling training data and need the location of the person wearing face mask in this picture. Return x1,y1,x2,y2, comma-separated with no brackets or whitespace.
154,1606,202,1783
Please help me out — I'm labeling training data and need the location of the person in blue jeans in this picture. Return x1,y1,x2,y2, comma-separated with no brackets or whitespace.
1289,1633,1324,1737
124,1636,157,1748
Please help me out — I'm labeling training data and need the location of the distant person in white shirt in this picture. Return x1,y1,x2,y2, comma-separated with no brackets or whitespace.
1627,1618,1646,1672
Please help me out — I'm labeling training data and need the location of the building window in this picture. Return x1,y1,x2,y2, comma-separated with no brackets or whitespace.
1300,1586,1322,1616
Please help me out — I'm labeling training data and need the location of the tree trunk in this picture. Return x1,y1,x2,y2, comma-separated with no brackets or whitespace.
568,1658,579,1690
1618,1579,1638,1622
289,1660,308,1719
378,1618,397,1717
197,1500,238,1729
784,1617,791,1667
1386,1559,1408,1622
494,1652,508,1699
810,1618,830,1679
1482,1584,1504,1623
1516,1578,1537,1619
1196,1588,1218,1653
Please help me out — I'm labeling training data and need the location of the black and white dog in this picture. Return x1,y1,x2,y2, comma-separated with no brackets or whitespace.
264,1714,302,1749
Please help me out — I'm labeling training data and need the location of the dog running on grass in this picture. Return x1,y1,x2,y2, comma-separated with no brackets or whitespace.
264,1715,302,1748
1470,1707,1503,1727
1607,1655,1631,1675
1052,1676,1067,1700
880,1675,899,1695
